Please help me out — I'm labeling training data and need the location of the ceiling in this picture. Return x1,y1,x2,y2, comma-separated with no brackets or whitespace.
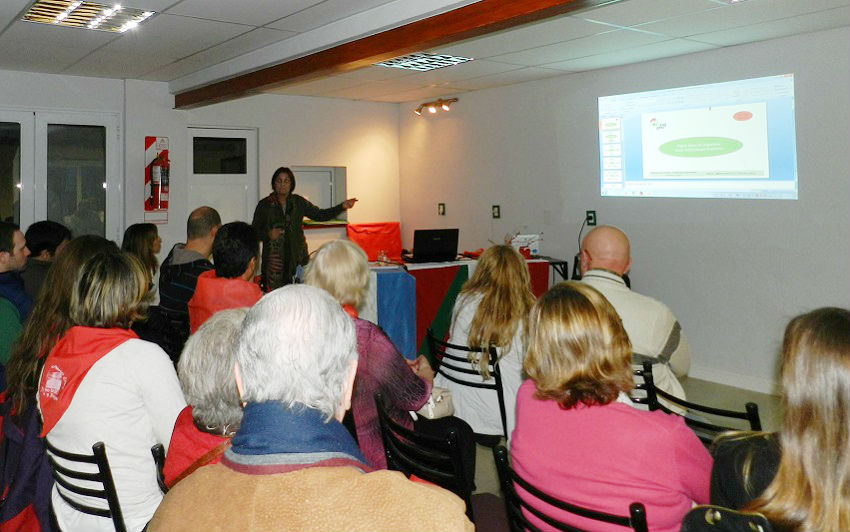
0,0,847,105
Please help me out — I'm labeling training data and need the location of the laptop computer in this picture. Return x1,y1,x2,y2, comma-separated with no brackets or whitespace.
407,228,459,263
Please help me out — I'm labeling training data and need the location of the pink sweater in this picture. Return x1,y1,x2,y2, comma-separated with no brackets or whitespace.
511,380,711,532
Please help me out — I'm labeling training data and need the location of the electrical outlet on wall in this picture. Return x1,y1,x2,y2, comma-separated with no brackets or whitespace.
492,205,501,219
438,203,445,216
586,210,597,226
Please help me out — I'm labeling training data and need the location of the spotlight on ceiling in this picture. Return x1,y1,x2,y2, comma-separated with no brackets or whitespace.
414,98,458,117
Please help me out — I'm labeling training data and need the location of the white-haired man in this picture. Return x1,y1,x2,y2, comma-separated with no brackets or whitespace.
579,225,690,407
149,284,472,532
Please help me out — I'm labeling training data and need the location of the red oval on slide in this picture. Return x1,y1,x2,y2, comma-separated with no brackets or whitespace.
733,111,753,121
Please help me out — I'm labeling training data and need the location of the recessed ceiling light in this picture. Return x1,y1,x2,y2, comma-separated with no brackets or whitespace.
22,1,155,33
375,52,473,72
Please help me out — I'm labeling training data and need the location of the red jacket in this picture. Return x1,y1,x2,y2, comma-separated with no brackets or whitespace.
187,270,262,333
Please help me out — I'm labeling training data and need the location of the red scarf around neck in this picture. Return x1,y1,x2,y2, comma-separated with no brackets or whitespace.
342,304,358,319
38,326,137,436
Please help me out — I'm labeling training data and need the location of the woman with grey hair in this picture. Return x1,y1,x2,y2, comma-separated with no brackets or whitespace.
162,307,247,488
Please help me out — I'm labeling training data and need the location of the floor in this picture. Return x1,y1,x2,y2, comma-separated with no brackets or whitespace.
472,377,782,497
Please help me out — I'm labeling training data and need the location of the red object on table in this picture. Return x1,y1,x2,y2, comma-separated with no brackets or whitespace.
346,222,402,262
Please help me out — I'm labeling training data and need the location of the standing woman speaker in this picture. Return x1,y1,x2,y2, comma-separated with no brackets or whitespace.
251,167,357,291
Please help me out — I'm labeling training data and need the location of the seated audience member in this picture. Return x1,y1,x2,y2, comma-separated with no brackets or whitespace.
163,308,247,488
304,240,433,468
511,281,711,532
187,221,262,333
159,206,220,353
148,285,473,532
121,223,162,299
21,220,71,299
2,235,116,532
434,244,534,441
579,225,690,407
696,307,849,532
0,222,32,364
38,250,186,532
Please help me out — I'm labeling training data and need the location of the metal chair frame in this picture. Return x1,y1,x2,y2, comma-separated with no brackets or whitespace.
493,445,648,532
44,440,126,532
632,361,762,444
375,392,475,520
426,328,509,440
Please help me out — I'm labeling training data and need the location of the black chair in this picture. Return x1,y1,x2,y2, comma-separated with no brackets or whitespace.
493,445,648,532
632,361,762,445
44,440,126,532
151,443,167,493
426,328,508,441
375,392,476,519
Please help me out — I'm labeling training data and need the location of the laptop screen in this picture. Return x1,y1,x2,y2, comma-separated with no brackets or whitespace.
411,229,459,263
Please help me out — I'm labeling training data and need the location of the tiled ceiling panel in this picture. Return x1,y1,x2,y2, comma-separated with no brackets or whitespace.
579,0,722,27
140,27,295,81
164,0,322,27
265,0,394,33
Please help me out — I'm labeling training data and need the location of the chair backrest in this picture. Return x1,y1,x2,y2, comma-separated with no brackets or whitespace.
375,392,475,519
426,328,508,439
492,445,649,532
151,443,167,494
634,362,762,445
44,439,126,532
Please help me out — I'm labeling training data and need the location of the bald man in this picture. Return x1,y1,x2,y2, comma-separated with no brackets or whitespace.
579,225,690,407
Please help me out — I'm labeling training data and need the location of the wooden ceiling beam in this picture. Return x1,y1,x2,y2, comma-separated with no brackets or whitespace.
174,0,611,109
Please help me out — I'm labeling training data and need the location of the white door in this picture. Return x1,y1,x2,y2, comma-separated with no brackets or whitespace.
1,109,120,240
35,111,122,241
188,127,258,224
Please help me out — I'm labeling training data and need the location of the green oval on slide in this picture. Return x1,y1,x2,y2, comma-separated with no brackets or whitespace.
659,137,743,157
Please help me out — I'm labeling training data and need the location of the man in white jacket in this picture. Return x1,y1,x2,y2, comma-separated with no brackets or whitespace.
579,225,690,407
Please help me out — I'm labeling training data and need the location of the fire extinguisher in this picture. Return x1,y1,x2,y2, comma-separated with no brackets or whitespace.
150,162,161,209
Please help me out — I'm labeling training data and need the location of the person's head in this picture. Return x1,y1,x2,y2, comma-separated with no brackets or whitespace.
0,222,30,273
580,225,631,276
523,281,632,409
24,221,71,261
457,245,535,376
121,223,161,275
748,307,850,531
69,251,149,329
179,307,247,436
304,240,369,308
271,167,295,196
186,206,221,242
6,235,118,413
235,284,358,422
212,222,259,280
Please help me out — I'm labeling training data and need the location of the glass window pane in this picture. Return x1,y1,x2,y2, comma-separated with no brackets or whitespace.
47,124,106,237
193,137,247,174
0,122,22,224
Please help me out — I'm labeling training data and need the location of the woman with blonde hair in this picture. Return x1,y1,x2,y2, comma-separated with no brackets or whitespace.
37,250,185,532
434,244,535,440
702,307,849,532
305,239,433,468
511,282,710,532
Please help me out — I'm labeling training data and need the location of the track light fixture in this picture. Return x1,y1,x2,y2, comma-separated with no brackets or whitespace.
414,98,458,116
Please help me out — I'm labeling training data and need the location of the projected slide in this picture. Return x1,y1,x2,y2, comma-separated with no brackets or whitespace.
598,75,797,200
641,103,769,179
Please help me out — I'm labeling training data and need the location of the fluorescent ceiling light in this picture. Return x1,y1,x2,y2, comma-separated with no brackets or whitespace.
375,52,473,72
22,1,154,33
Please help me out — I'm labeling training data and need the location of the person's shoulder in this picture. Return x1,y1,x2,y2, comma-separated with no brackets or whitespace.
713,433,779,463
353,470,472,528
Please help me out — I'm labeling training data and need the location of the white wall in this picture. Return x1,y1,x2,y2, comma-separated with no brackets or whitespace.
5,75,400,264
399,27,850,393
